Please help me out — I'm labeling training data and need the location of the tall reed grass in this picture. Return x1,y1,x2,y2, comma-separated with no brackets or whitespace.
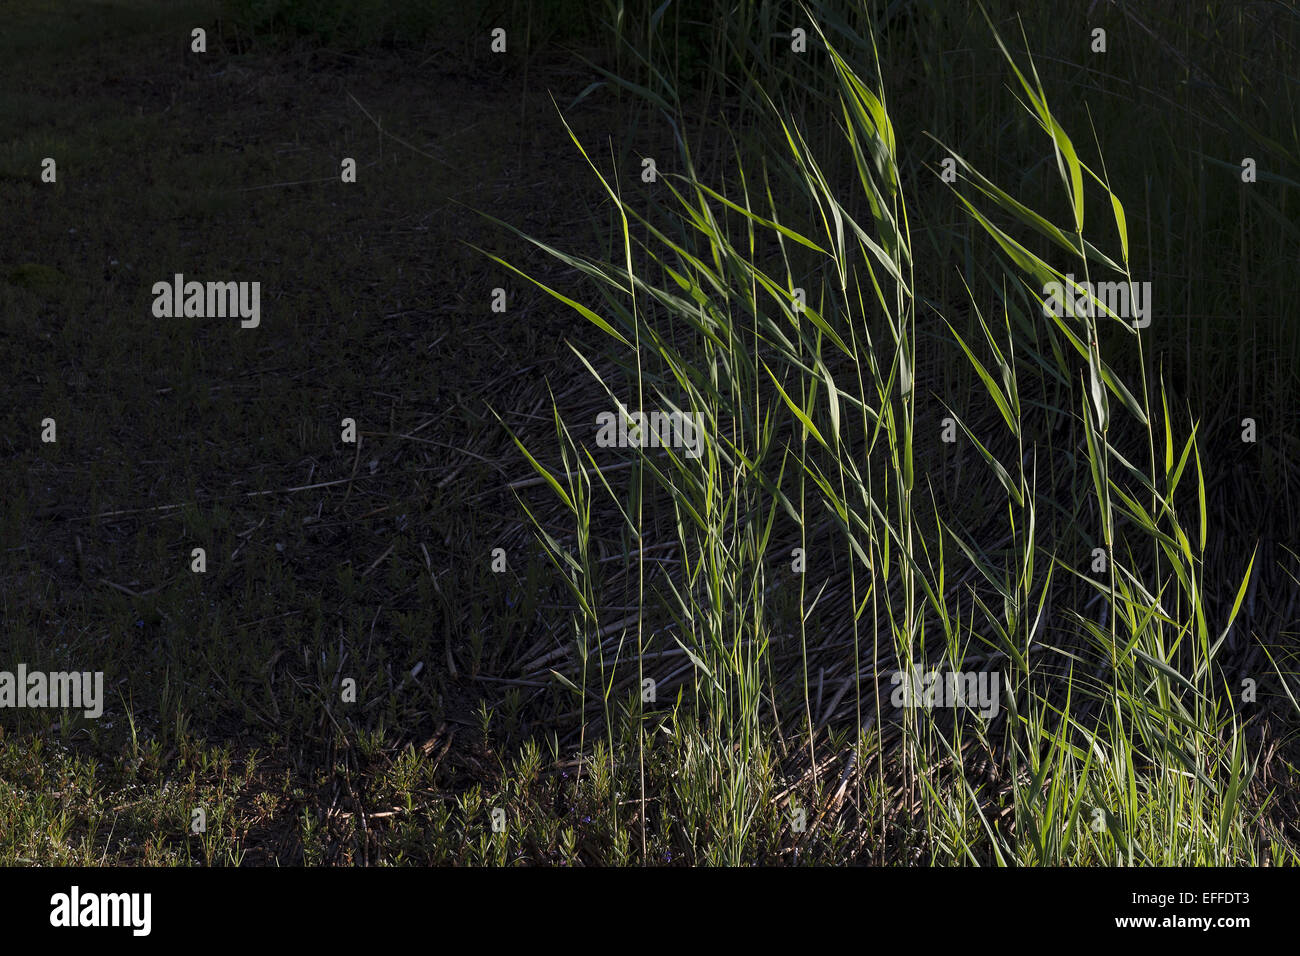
487,1,1297,864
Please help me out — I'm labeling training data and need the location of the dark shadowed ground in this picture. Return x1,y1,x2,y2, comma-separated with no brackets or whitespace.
0,0,641,863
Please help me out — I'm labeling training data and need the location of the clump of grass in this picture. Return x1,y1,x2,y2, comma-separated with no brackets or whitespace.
492,5,1291,864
